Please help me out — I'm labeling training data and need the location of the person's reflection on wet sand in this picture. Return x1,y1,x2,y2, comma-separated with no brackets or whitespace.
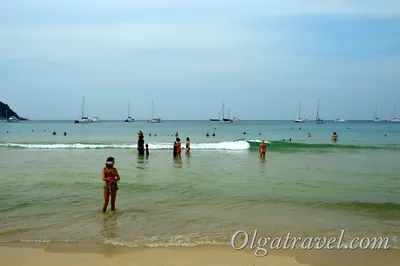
100,213,118,257
137,153,146,169
173,156,183,168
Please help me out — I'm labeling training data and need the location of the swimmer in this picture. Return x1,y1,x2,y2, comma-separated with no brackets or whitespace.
145,144,149,155
212,132,215,137
52,131,56,136
331,132,338,142
308,133,312,137
259,140,266,158
175,132,179,137
64,132,67,136
206,133,209,137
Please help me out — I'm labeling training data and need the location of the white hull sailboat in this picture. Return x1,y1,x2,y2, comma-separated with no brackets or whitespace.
372,108,380,122
74,97,92,123
316,98,324,124
389,106,400,122
124,102,135,122
7,115,19,123
147,100,163,123
294,102,306,123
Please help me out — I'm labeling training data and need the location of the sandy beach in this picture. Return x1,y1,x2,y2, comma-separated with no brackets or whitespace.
2,245,400,266
1,246,308,266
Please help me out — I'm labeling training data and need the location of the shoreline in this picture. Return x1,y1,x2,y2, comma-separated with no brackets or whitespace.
1,244,400,266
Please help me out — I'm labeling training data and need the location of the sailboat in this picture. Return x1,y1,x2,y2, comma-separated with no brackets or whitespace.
372,109,380,122
221,103,233,123
210,104,223,121
124,102,135,122
74,97,92,123
294,102,306,123
147,100,162,123
316,98,324,124
388,106,400,122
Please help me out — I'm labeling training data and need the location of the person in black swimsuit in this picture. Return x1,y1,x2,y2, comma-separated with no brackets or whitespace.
137,135,145,155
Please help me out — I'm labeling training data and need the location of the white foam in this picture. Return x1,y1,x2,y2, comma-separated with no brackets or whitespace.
0,141,250,150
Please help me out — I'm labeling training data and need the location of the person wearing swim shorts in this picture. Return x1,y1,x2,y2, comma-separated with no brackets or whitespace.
102,157,120,212
259,140,266,158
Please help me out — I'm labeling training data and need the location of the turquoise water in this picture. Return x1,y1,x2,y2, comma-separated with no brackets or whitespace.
0,120,399,250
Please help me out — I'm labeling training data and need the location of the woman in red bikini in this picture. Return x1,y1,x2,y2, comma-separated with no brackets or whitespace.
176,138,182,157
259,140,266,158
102,157,120,213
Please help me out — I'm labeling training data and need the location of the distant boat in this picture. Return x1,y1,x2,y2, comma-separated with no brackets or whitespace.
124,102,135,122
147,100,163,123
74,97,92,123
372,108,380,122
335,118,345,123
210,104,223,121
7,116,19,123
388,105,400,122
221,103,233,123
294,102,306,123
316,98,324,124
92,117,100,122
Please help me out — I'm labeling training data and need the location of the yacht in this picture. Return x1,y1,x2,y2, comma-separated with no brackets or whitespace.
335,118,345,123
372,109,380,122
124,102,135,122
147,100,163,123
388,106,400,122
74,97,92,123
7,116,19,123
294,102,306,123
316,98,325,124
92,117,100,122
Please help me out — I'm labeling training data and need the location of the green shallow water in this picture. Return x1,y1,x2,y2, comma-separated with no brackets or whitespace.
0,121,399,249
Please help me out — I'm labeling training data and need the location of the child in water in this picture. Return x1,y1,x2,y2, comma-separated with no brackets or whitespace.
145,144,149,155
259,140,266,158
102,157,120,212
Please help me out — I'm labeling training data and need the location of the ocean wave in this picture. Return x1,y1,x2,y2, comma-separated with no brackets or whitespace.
1,140,398,152
0,141,250,150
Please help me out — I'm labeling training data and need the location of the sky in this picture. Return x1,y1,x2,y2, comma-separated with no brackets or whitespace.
1,0,400,120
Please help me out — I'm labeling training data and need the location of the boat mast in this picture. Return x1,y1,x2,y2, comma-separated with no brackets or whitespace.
298,102,301,119
316,98,320,120
81,97,85,117
128,102,130,117
222,103,225,119
151,100,154,119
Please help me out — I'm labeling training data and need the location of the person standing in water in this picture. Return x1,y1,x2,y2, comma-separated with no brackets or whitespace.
137,135,145,155
102,157,120,212
185,137,190,154
331,132,338,142
176,138,182,157
173,141,178,158
259,140,267,158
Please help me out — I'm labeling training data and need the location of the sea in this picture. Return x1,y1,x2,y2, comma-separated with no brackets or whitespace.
0,120,399,252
